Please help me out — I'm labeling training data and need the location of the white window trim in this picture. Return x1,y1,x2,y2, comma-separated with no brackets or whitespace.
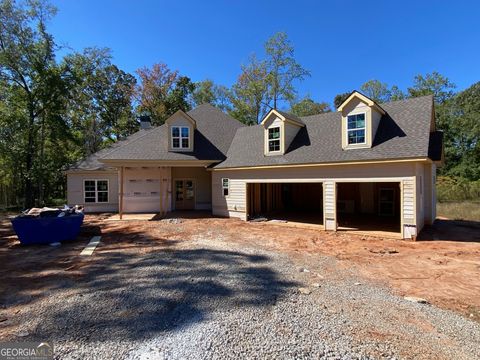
346,113,367,146
83,179,109,204
171,126,190,149
221,178,229,197
267,126,281,153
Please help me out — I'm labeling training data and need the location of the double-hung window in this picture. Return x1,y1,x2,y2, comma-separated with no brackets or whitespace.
222,178,229,197
347,113,366,145
172,126,190,149
84,180,108,203
268,127,281,152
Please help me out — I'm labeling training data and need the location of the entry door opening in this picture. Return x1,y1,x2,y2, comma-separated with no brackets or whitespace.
247,183,323,226
175,179,195,210
337,182,400,234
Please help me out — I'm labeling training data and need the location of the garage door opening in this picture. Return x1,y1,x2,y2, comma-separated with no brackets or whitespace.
336,182,401,235
247,183,323,226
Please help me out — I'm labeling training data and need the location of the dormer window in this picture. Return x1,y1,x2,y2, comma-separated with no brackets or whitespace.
338,91,386,150
268,127,281,152
171,126,190,149
347,113,366,145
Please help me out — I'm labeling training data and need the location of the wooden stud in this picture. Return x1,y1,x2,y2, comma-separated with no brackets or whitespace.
119,166,124,220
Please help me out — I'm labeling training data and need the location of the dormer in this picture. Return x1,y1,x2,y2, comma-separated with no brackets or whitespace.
165,110,196,152
260,109,305,156
337,91,385,150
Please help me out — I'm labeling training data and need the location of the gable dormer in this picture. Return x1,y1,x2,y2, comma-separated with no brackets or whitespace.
260,109,305,156
337,91,385,150
165,110,196,152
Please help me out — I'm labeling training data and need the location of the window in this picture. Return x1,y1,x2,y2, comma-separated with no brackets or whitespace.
268,127,281,152
84,180,108,203
347,113,366,145
171,126,190,149
222,178,229,196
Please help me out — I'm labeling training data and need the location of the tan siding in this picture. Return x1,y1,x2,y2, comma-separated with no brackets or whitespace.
212,162,418,234
323,181,336,230
67,172,119,213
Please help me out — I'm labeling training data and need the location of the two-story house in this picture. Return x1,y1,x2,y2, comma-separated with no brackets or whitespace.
66,91,443,239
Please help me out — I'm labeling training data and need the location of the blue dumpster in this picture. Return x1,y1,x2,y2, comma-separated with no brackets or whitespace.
11,212,84,245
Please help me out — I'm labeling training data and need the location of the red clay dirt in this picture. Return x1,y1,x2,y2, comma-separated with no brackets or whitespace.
1,212,479,330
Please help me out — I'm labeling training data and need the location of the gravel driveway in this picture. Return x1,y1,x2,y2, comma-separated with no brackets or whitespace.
4,235,479,360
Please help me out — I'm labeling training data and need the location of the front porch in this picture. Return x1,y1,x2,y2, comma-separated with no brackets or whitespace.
116,165,212,219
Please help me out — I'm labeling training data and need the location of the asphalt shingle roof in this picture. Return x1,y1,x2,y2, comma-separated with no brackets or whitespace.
97,104,244,163
214,95,436,169
71,96,440,171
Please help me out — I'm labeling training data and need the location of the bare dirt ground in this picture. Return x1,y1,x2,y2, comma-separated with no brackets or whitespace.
0,211,479,357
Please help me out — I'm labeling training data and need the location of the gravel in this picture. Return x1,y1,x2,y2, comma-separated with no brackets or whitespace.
5,238,480,360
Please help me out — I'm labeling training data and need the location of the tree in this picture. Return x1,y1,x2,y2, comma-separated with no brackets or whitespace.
389,85,406,101
407,71,456,104
135,63,194,125
290,96,330,116
0,0,66,207
264,32,310,109
333,92,351,109
64,48,137,155
192,79,231,111
445,82,480,180
360,80,391,103
229,55,271,125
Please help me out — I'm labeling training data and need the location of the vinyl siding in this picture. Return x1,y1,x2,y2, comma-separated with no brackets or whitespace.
67,171,119,213
212,162,421,238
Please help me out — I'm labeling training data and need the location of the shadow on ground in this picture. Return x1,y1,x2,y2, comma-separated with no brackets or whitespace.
0,217,297,342
418,219,480,242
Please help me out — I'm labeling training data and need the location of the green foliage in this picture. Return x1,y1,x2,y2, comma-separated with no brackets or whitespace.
264,32,310,109
333,92,351,109
290,96,330,116
360,80,392,103
407,72,456,104
192,79,231,112
229,55,271,125
436,176,480,202
135,63,194,126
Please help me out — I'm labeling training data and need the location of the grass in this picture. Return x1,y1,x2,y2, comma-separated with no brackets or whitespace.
437,201,480,222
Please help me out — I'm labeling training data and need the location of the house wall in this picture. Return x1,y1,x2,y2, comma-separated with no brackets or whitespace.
263,114,301,155
212,161,426,238
122,167,172,213
423,163,436,225
340,97,383,150
171,167,212,210
67,171,119,212
165,112,195,152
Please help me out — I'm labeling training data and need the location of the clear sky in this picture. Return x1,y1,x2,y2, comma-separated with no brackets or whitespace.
49,0,480,107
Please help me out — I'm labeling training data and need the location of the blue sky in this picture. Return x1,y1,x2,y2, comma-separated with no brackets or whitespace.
50,0,480,107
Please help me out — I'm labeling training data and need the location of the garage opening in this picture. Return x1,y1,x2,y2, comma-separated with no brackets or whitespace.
247,183,323,226
336,182,401,235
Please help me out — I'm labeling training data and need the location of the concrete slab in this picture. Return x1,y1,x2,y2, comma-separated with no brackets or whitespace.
80,236,101,256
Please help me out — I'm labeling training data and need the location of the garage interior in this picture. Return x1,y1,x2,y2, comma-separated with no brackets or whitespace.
247,183,323,226
336,182,401,234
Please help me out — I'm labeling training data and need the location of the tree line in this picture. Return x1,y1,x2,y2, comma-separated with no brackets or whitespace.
0,0,478,209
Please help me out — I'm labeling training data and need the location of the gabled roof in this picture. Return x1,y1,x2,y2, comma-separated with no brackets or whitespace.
337,90,386,115
67,129,151,172
97,104,244,163
214,95,435,169
261,109,305,127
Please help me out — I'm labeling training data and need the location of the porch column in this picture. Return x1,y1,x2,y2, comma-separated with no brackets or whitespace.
119,166,124,220
323,181,337,231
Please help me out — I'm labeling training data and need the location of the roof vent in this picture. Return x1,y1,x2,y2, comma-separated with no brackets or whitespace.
139,115,151,130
